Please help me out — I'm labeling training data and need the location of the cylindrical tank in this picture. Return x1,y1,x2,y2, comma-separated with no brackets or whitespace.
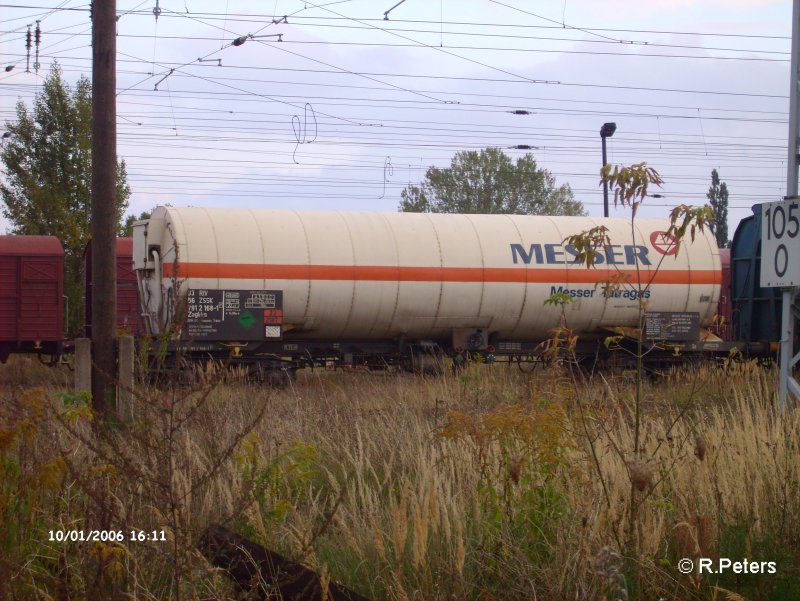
133,206,721,341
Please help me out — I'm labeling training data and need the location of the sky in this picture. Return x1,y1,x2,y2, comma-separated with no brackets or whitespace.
0,0,794,236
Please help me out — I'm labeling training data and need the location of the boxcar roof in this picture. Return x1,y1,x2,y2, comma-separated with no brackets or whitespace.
0,235,64,256
83,237,133,257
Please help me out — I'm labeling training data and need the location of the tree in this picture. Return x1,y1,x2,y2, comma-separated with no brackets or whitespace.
121,210,152,237
706,168,729,248
399,147,585,216
1,64,131,335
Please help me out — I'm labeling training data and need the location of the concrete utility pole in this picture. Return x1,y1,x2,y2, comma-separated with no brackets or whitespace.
789,0,800,206
91,0,118,415
780,0,800,408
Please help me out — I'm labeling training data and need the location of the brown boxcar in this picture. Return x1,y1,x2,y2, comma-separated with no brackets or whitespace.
84,237,141,337
0,236,65,363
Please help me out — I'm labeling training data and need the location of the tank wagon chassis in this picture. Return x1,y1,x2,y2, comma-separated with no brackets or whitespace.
139,285,756,384
142,321,761,385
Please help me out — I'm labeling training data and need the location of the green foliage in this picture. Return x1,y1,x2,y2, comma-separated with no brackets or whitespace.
703,523,798,600
0,368,263,599
237,435,320,535
601,162,664,214
666,204,715,255
440,400,573,578
537,326,578,361
574,164,712,284
0,388,76,599
1,63,131,335
121,210,152,237
60,390,91,407
563,225,611,268
604,334,625,349
706,168,729,248
543,291,573,307
399,147,585,216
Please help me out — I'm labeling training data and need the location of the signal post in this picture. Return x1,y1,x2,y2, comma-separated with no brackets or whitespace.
763,0,800,410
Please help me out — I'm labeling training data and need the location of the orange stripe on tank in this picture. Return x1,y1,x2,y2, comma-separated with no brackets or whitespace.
162,262,721,286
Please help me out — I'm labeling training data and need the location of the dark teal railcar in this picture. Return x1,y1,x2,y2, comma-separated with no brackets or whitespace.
731,204,800,350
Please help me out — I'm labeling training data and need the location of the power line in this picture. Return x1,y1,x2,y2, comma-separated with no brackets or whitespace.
110,112,786,145
12,60,787,120
6,51,788,99
253,38,792,62
105,87,789,123
6,24,789,57
298,0,563,87
4,5,786,40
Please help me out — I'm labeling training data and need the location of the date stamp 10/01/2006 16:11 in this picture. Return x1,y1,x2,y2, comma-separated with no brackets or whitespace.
48,530,167,543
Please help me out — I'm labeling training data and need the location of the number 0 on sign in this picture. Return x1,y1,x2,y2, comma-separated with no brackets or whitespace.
760,199,800,288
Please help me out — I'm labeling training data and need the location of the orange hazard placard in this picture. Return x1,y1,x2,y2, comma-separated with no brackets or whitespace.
263,308,283,325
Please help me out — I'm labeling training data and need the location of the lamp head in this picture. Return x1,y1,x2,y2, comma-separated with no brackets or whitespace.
600,122,617,138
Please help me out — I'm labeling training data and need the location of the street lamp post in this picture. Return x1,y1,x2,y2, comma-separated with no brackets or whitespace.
600,122,617,217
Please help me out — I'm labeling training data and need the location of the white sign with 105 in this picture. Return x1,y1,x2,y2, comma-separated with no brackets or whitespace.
760,199,800,288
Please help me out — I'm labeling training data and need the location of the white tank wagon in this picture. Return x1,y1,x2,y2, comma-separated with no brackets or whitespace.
132,206,720,371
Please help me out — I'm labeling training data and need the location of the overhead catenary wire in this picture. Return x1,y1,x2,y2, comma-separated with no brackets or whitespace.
4,28,790,58
5,50,789,100
2,5,789,40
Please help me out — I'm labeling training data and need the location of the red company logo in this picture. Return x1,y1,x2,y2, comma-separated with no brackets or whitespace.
650,231,679,256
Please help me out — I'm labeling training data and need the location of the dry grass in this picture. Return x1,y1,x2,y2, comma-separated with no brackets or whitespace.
1,355,798,600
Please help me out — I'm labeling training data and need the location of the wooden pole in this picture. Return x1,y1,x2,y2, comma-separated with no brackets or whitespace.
91,0,117,416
